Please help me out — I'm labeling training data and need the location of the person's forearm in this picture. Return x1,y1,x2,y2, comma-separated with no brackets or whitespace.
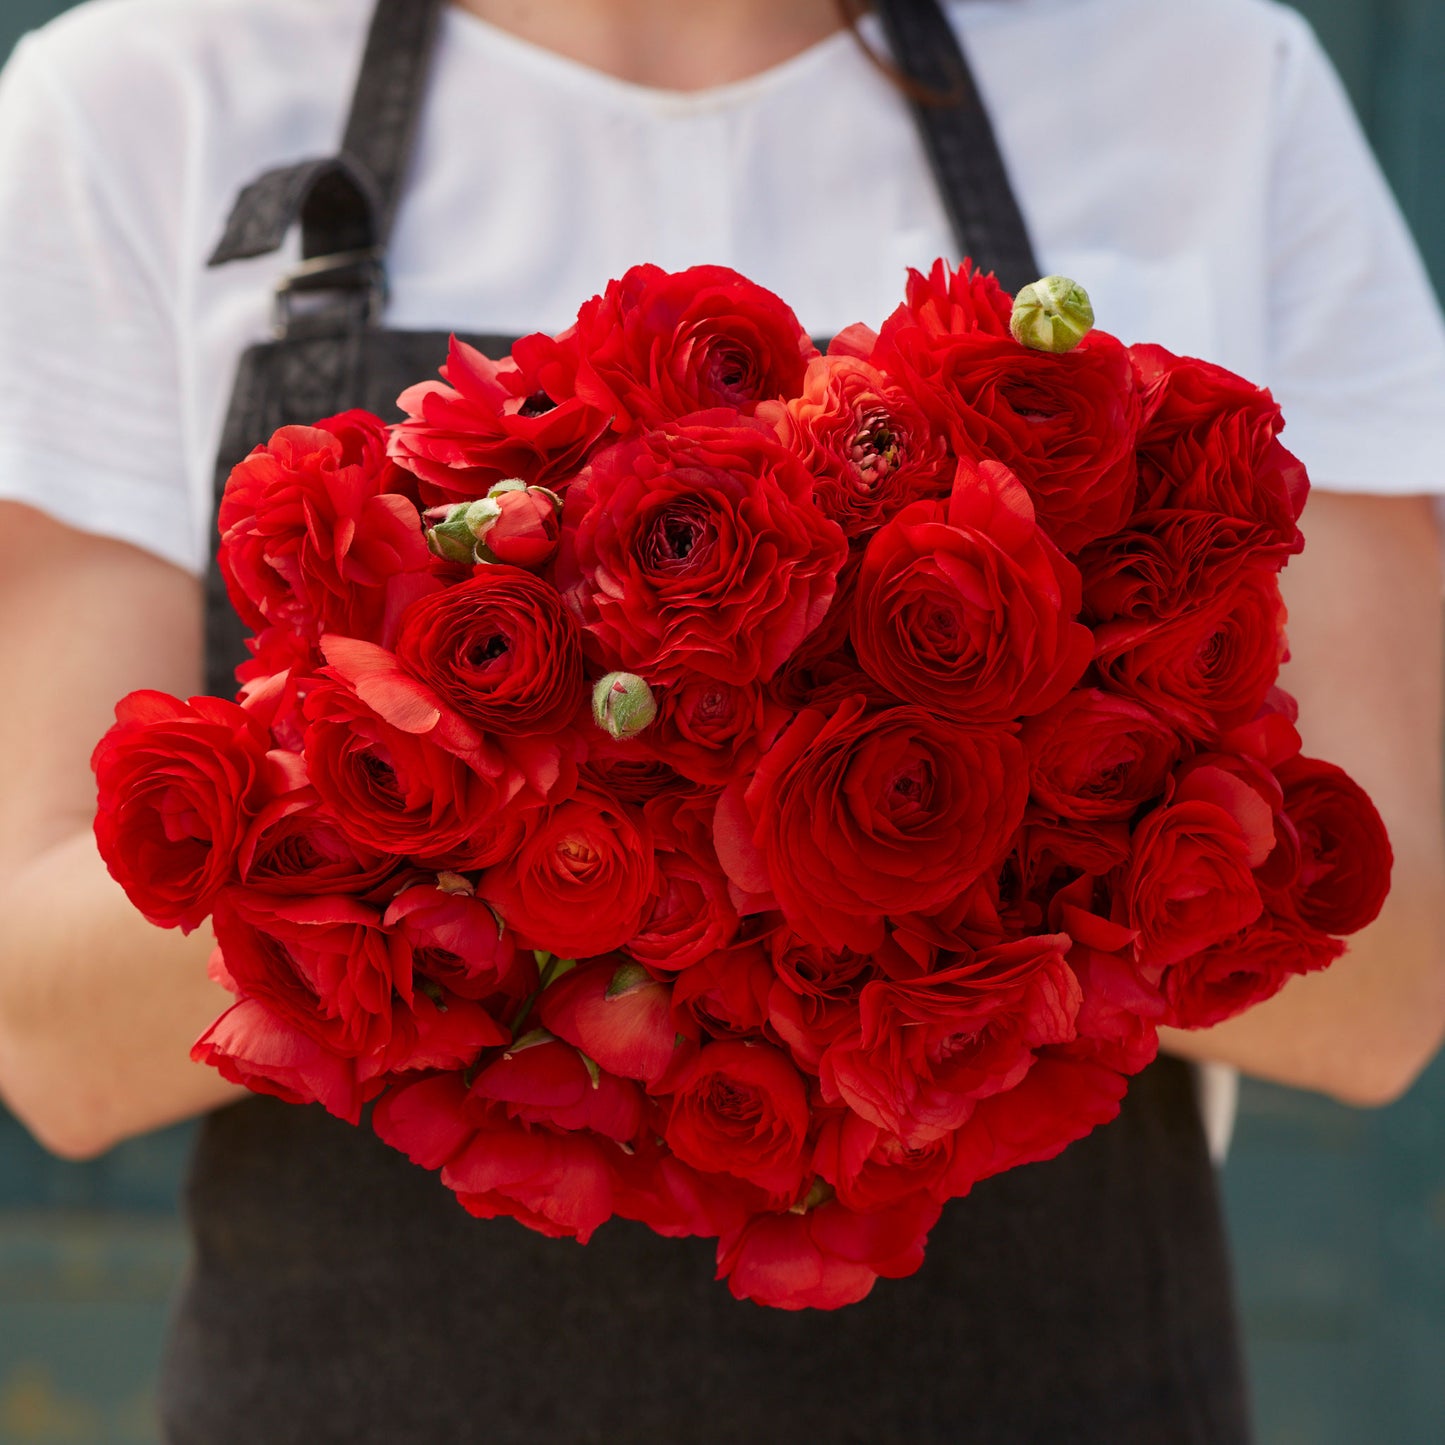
0,826,243,1159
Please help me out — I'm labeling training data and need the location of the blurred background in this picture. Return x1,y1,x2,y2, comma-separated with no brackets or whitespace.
0,1,1442,1441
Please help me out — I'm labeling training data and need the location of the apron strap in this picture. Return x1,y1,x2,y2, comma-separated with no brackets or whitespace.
872,0,1041,295
206,0,445,334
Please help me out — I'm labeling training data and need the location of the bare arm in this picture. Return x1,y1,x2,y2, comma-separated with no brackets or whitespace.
0,501,242,1159
1159,490,1445,1106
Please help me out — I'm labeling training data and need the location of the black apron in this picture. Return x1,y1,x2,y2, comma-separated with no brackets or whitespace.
163,3,1252,1440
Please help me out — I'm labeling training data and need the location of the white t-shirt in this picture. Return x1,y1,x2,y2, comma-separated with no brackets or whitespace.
1,0,1442,1154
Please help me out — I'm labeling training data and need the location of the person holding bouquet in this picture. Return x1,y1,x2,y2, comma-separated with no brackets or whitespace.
0,0,1442,1440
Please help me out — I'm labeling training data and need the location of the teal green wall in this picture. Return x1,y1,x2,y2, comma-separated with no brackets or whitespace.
0,2,1442,1441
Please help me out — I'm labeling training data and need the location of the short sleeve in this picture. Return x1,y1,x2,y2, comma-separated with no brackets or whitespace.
0,32,196,572
1264,10,1445,497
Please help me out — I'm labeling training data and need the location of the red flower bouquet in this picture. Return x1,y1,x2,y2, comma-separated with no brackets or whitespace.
93,259,1391,1309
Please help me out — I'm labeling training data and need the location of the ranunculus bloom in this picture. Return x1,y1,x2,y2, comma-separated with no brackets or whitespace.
812,1110,956,1212
211,889,388,1054
482,484,563,568
818,935,1081,1147
1272,755,1393,935
565,263,816,430
639,675,791,788
218,410,435,646
766,934,878,1071
670,940,775,1040
1131,344,1308,560
1078,509,1277,625
941,1053,1128,1197
382,882,530,1003
193,996,370,1123
1160,909,1345,1028
558,414,847,684
1121,800,1267,973
716,697,1027,951
623,792,739,972
1020,689,1181,822
479,785,655,958
872,262,1140,553
539,958,698,1090
759,353,951,538
92,690,277,931
237,794,397,897
373,1073,619,1242
301,677,519,867
716,1193,942,1310
851,459,1093,723
665,1041,811,1197
390,334,612,506
1093,567,1287,739
392,566,584,737
318,632,575,810
470,1036,643,1142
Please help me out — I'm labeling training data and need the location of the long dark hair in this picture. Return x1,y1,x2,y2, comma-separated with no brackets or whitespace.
833,0,958,104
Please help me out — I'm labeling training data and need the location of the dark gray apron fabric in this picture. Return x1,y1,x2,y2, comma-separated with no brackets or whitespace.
161,2,1253,1439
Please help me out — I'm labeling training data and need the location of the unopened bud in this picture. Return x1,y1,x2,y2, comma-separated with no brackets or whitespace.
1010,275,1094,353
591,672,657,740
424,499,501,563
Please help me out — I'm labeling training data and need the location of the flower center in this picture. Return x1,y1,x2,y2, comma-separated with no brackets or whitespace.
850,407,901,485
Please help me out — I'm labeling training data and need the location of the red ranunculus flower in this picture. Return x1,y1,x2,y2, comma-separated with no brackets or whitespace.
1121,800,1267,974
1093,567,1286,739
818,935,1080,1147
374,1073,618,1242
539,958,698,1090
759,353,951,538
623,792,740,972
566,263,816,430
670,940,776,1041
392,566,585,737
470,1036,644,1142
639,675,791,788
1272,755,1393,935
218,410,435,646
851,459,1093,723
301,677,519,867
92,691,277,931
766,934,878,1072
872,264,1140,553
479,784,655,958
237,793,397,897
1131,344,1308,559
390,335,612,506
717,1192,942,1310
1160,909,1345,1029
558,414,847,684
210,888,412,1060
812,1110,956,1212
941,1052,1128,1197
1078,510,1278,625
665,1041,811,1197
1020,689,1182,822
716,697,1027,952
193,997,369,1123
383,881,531,1003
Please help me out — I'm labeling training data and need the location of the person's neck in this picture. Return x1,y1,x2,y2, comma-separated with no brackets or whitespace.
451,0,852,91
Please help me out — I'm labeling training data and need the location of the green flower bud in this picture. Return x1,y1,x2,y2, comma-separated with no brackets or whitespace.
591,672,657,741
1010,275,1094,354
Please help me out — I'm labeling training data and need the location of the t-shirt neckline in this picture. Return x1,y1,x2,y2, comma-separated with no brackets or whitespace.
443,3,871,114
